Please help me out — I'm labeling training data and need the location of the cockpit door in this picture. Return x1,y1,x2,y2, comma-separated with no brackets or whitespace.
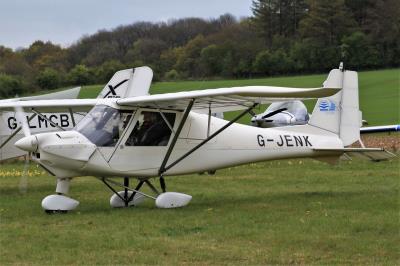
97,110,136,162
108,109,177,173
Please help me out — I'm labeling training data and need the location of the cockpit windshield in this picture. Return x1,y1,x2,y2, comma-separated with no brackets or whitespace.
75,105,131,146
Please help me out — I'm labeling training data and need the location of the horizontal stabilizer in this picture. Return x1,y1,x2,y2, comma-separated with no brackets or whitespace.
314,148,396,161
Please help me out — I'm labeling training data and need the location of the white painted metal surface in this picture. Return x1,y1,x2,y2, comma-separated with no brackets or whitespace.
41,195,79,211
96,66,152,99
155,192,192,208
0,87,81,103
110,191,146,207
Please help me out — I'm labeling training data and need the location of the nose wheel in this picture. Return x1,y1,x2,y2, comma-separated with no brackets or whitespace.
42,178,79,213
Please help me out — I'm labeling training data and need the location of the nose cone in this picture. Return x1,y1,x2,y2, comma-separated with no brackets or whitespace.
15,135,38,152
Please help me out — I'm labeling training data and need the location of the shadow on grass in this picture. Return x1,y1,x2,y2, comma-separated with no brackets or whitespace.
74,188,397,215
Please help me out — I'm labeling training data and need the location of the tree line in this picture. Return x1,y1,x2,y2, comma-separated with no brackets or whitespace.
0,0,398,98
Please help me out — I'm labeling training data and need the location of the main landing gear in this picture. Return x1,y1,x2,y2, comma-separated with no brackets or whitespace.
41,176,192,214
101,176,192,209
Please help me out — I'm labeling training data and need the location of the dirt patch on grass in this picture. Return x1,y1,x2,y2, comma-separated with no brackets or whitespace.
353,133,400,151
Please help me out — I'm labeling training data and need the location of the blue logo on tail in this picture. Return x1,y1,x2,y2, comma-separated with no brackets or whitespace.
319,100,336,112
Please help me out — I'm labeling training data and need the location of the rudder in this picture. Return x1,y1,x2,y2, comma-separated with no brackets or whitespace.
309,67,361,146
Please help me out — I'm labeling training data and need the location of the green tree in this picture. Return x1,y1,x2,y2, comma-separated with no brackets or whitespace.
36,68,61,90
0,46,13,60
269,49,293,74
341,31,379,68
23,41,67,71
175,35,208,77
164,69,180,80
95,60,125,83
200,44,226,76
300,0,356,46
221,52,235,77
1,53,32,76
125,38,168,64
159,47,181,77
67,65,92,85
254,49,293,75
82,41,120,67
0,74,24,99
252,0,308,44
363,0,400,66
253,50,273,74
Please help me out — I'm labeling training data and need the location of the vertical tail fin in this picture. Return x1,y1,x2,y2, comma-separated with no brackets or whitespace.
97,66,153,99
309,67,361,146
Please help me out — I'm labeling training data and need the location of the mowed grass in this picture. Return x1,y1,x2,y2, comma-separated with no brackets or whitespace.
79,68,399,125
0,157,399,265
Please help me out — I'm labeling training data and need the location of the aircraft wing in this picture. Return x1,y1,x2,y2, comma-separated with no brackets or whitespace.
360,125,400,134
0,99,101,112
0,86,340,113
0,87,81,103
117,86,341,112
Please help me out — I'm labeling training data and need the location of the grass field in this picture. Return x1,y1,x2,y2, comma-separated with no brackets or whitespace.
0,157,399,265
79,68,399,125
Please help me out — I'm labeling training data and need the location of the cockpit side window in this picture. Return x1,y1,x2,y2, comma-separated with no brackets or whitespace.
266,101,309,122
75,105,134,147
126,111,176,146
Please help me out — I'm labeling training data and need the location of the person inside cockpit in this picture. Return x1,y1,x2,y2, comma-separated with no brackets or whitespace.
126,111,175,146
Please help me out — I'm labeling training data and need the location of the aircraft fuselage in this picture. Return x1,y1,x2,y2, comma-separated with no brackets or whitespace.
30,111,344,179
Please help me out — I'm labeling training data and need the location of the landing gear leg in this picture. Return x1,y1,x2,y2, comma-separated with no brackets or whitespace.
104,178,148,208
102,177,192,209
159,176,166,193
124,177,129,207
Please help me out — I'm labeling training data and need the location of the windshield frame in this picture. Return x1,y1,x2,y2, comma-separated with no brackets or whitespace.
74,105,134,147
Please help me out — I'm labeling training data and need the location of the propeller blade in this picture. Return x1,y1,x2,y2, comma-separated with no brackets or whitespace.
14,106,31,137
261,108,287,119
18,153,30,194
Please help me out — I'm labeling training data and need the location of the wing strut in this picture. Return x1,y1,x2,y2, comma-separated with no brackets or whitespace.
160,103,258,175
68,108,76,127
159,99,195,175
31,109,65,131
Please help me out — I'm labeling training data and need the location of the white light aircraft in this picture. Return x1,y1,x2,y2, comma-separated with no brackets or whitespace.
0,66,395,213
0,66,153,162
